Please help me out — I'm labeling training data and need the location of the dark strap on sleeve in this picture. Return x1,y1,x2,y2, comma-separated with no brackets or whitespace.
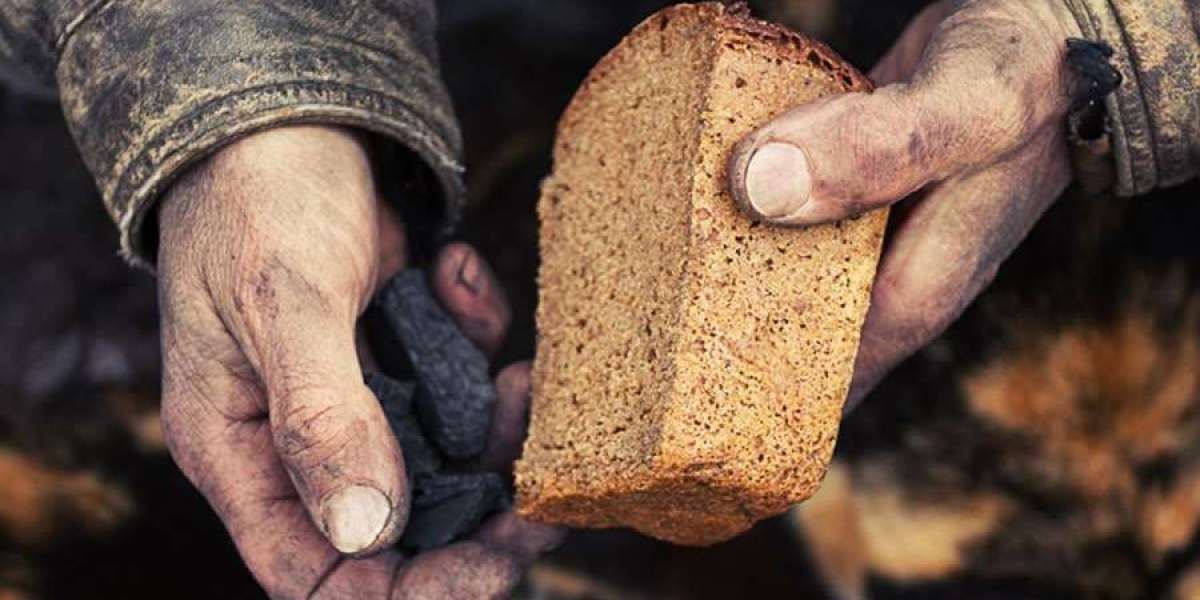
1061,0,1200,196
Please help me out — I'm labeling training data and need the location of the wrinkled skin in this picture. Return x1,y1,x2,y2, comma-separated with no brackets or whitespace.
729,0,1082,410
158,125,561,599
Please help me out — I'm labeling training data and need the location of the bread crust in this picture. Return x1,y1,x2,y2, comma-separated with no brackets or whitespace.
554,3,872,156
518,2,886,546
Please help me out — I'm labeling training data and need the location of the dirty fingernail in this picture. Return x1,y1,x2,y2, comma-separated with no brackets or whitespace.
745,142,811,219
322,485,391,554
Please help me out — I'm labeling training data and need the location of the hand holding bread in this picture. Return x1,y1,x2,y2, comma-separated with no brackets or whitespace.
518,3,886,545
728,0,1083,409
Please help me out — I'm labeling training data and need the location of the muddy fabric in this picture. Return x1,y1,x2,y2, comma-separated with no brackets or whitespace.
1061,0,1200,196
0,1,463,267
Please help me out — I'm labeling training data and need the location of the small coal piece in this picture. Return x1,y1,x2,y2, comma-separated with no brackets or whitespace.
365,371,416,417
371,271,497,460
365,372,443,480
401,473,511,552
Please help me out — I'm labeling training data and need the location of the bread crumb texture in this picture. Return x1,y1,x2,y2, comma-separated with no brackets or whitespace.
516,2,886,545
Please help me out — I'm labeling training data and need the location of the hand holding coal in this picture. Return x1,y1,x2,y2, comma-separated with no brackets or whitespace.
365,267,517,553
370,270,498,460
157,125,559,597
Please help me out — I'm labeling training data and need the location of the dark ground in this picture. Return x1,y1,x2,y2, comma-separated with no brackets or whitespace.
3,1,1197,599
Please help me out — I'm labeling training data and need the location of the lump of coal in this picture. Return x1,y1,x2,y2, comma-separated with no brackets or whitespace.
365,371,416,418
365,372,443,479
371,270,497,460
401,473,511,552
365,271,513,552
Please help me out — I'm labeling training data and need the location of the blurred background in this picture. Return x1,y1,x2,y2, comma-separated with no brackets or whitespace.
2,1,1198,598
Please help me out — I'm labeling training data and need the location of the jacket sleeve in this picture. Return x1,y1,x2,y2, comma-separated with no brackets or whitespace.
0,1,464,267
1061,0,1200,196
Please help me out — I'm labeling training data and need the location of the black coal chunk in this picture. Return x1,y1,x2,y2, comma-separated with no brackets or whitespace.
1065,38,1122,141
365,270,514,553
365,371,416,418
365,372,443,479
371,271,497,460
400,473,510,552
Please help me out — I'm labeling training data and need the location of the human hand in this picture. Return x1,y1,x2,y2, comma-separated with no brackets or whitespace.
728,0,1083,409
158,125,560,598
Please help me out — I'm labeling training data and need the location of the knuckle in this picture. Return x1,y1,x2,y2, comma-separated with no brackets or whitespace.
832,91,928,197
854,114,909,169
272,399,354,470
940,9,1064,138
971,76,1036,142
872,272,959,347
495,363,531,397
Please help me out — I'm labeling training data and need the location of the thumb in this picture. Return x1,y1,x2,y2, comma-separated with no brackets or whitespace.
726,87,948,225
246,267,409,557
727,1,1073,225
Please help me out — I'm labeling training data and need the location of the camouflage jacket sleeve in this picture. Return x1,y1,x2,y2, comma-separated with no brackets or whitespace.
1061,0,1200,196
0,1,463,266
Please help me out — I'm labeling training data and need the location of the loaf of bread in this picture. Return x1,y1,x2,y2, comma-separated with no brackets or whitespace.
515,2,887,546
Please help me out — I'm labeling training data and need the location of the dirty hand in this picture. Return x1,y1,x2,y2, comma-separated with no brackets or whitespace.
157,125,560,598
729,0,1082,409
